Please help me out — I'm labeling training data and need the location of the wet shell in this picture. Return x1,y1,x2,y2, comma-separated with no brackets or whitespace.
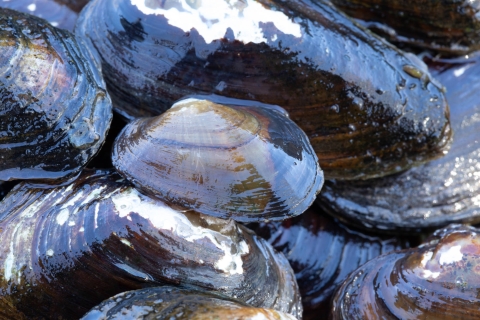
250,203,408,319
81,286,297,320
331,224,480,319
112,96,323,222
0,0,90,31
317,54,480,233
76,0,451,180
0,8,112,182
329,0,480,55
0,170,301,319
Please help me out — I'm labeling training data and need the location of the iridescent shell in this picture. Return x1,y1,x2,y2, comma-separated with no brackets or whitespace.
317,54,480,233
0,170,301,319
250,203,409,319
81,287,297,320
331,224,480,319
0,8,112,182
112,96,323,222
330,0,480,55
76,0,451,180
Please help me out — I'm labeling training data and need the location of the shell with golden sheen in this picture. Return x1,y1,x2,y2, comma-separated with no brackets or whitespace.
0,8,112,182
112,97,323,222
0,170,301,319
331,224,480,319
81,287,297,320
76,0,451,179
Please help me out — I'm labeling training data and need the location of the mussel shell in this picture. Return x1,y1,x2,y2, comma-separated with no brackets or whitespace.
329,0,480,55
0,8,112,182
81,286,297,320
112,97,323,222
331,224,480,319
0,170,301,319
0,0,90,31
250,203,408,319
317,54,480,233
76,0,451,180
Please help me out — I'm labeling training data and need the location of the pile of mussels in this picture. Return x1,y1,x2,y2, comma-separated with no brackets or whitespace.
1,0,480,319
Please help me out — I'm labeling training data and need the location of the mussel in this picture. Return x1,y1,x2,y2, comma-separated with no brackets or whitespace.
250,203,409,319
81,286,297,320
331,224,480,319
0,170,301,319
317,53,480,233
0,8,112,182
76,0,452,180
329,0,480,55
112,96,323,222
0,0,90,31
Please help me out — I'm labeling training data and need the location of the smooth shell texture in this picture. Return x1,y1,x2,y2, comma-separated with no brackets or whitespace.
331,224,480,319
0,170,301,319
329,0,480,55
0,0,90,31
81,287,297,320
317,54,480,233
0,9,112,182
76,0,451,180
250,204,408,319
112,97,323,222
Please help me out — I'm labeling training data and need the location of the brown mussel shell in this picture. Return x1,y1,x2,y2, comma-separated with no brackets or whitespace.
0,0,90,31
76,0,451,180
81,286,297,320
317,54,480,233
250,203,409,319
329,0,480,55
112,97,323,223
0,8,112,182
331,224,480,319
0,170,301,319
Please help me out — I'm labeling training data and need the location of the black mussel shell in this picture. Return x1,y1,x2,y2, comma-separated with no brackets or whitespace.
250,203,409,319
0,170,301,319
317,54,480,233
76,0,451,180
331,224,480,319
0,8,112,182
81,286,297,320
329,0,480,55
0,181,16,201
0,0,90,31
112,97,323,223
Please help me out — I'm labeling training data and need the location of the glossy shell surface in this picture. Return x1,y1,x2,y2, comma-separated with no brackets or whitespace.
0,0,89,31
250,203,408,319
112,97,323,222
331,224,480,319
76,0,452,180
330,0,480,54
0,170,301,319
0,8,112,182
82,286,297,320
317,54,480,233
